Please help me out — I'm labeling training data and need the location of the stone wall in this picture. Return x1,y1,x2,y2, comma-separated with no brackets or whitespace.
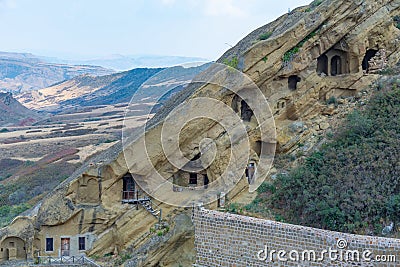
193,208,400,267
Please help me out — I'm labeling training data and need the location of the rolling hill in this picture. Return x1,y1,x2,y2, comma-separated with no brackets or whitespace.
17,63,211,112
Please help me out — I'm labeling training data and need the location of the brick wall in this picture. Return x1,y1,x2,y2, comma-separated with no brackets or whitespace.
193,208,400,266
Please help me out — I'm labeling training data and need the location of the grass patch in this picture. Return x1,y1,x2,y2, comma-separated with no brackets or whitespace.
305,0,323,12
283,29,319,63
258,32,272,41
310,0,323,8
0,203,31,227
223,57,239,69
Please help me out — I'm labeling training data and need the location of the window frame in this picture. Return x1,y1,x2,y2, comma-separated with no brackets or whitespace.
45,237,54,252
189,173,197,185
78,236,86,251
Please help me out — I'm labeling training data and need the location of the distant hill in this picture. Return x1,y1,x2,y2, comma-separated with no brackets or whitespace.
38,54,209,71
17,64,211,112
0,51,114,92
0,92,40,126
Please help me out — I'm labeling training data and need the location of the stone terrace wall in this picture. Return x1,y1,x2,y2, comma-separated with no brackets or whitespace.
193,208,400,267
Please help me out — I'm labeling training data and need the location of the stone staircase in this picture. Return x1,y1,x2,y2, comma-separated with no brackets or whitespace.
139,199,160,218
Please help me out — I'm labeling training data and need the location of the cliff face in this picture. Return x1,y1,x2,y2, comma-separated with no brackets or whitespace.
1,0,400,266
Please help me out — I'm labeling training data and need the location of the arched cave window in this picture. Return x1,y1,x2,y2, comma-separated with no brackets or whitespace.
331,55,342,76
241,100,253,122
288,75,301,90
317,54,328,75
362,49,378,72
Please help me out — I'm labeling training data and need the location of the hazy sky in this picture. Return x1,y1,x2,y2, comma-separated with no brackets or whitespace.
0,0,311,60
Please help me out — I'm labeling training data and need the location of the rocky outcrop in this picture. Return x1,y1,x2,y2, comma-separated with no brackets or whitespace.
2,0,400,266
0,92,40,126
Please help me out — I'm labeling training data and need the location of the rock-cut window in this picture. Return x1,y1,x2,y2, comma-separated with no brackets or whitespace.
45,238,54,252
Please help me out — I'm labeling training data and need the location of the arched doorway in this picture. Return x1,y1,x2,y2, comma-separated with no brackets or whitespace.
317,54,328,75
331,56,342,76
362,49,378,72
1,237,27,261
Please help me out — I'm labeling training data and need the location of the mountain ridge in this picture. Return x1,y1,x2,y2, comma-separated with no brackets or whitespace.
0,52,114,92
16,64,211,112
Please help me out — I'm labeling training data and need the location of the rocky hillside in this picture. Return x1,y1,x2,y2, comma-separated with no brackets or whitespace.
234,62,400,237
1,0,400,266
0,92,40,126
17,64,210,112
0,52,114,92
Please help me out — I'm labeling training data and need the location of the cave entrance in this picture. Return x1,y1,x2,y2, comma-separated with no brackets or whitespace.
331,55,342,76
1,237,26,261
288,75,301,90
362,49,378,72
317,54,328,75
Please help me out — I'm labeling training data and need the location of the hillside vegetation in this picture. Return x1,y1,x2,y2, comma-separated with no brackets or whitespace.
247,68,400,236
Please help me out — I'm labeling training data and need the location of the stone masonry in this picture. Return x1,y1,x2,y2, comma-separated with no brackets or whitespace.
193,208,400,267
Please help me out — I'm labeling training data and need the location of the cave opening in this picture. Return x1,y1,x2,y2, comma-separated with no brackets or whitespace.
288,75,301,90
362,49,378,72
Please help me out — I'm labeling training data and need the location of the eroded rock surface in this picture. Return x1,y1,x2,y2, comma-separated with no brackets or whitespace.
1,0,400,266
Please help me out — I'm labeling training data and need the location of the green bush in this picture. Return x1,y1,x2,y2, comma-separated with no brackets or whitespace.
257,182,276,194
326,96,337,105
386,194,400,222
258,32,272,41
0,128,9,133
223,57,239,69
310,0,323,8
0,203,31,227
227,202,240,213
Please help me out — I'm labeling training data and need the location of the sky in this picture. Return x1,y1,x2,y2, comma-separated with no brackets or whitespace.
0,0,311,61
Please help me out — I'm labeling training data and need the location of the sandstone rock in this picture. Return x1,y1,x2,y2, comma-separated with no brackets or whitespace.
319,122,330,130
2,1,400,266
